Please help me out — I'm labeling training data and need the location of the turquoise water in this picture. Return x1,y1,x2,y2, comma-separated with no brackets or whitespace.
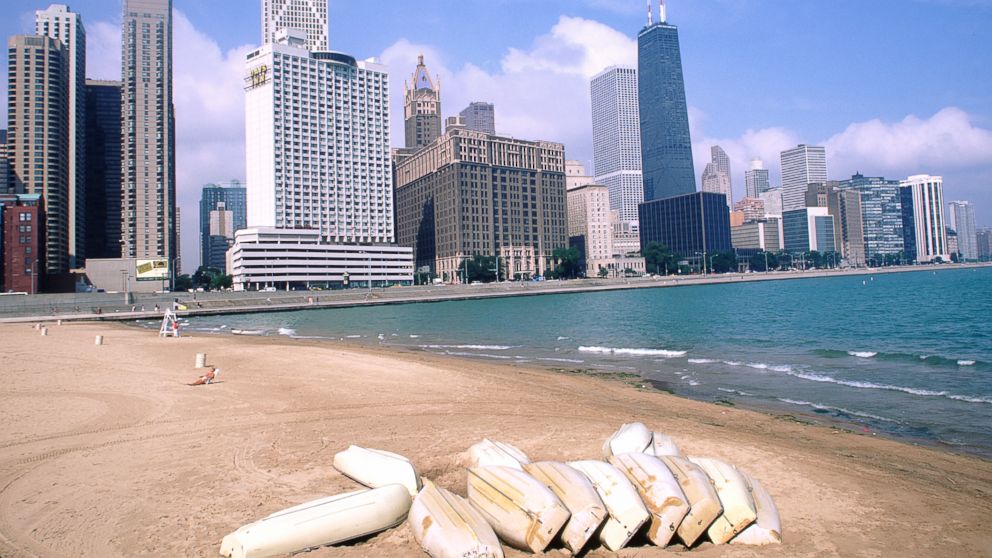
180,267,992,457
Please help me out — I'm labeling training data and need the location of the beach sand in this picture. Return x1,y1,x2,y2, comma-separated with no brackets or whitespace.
0,322,990,557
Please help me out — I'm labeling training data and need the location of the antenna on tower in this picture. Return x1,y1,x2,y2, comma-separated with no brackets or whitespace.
647,0,653,25
659,0,667,23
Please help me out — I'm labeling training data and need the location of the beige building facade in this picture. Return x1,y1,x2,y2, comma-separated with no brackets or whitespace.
394,128,567,281
567,184,613,276
7,35,70,274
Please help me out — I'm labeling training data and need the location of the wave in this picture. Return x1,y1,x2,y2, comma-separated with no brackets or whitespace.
723,361,743,366
785,370,992,405
537,357,585,364
345,335,362,339
443,351,513,360
818,348,981,367
958,360,976,366
557,336,570,341
718,387,754,397
409,335,420,338
277,327,297,336
578,346,686,358
688,358,717,364
746,363,769,370
776,398,900,423
423,344,513,351
848,351,877,358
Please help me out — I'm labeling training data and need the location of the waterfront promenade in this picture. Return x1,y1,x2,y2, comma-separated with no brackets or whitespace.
1,262,988,323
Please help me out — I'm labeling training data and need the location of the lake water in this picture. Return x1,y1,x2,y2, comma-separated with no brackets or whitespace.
177,267,992,457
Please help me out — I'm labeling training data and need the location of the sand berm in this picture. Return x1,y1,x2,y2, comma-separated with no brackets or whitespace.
0,322,989,557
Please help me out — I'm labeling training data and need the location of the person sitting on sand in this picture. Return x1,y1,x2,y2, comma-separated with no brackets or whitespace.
188,367,220,386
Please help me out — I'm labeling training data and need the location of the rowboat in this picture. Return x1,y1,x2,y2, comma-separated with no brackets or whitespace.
608,452,689,547
650,432,681,457
602,422,653,458
219,484,412,558
465,438,530,470
568,460,649,551
333,445,422,498
408,479,504,558
731,471,782,545
688,457,757,544
466,466,570,553
659,455,722,546
524,461,607,554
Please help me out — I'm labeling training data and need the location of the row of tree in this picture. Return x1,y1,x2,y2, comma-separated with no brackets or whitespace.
173,266,233,292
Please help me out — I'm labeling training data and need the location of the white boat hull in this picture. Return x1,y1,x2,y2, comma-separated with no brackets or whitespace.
409,479,504,558
650,432,681,457
568,460,649,551
609,453,689,547
731,471,782,545
333,445,422,498
659,456,722,546
524,461,607,554
466,466,570,553
466,438,530,470
688,457,757,544
602,422,653,458
219,484,412,558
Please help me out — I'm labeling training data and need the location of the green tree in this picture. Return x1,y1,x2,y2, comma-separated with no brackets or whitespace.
597,266,609,278
174,274,193,291
462,255,498,283
748,251,779,272
210,273,233,290
551,247,582,279
642,242,676,275
709,251,737,273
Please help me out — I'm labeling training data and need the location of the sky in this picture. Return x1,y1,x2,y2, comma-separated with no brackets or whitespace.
1,0,991,270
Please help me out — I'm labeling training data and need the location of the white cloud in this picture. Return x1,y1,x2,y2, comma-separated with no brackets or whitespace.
824,107,992,174
85,21,121,81
380,15,635,163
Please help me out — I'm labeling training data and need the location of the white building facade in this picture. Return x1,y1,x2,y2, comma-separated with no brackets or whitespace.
262,0,327,52
591,66,643,228
948,200,977,260
902,175,948,263
244,40,393,245
227,228,413,291
780,144,827,211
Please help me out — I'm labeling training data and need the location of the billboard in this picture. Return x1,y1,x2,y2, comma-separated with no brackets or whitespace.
136,259,169,281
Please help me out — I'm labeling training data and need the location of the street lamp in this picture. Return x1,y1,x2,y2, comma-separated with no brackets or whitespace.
26,258,36,295
709,254,718,276
763,251,769,273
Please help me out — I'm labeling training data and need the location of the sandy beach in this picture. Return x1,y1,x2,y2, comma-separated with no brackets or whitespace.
0,322,990,557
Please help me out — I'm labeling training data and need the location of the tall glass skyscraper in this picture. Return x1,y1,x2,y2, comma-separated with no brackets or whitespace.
837,174,904,264
637,7,696,202
199,182,246,270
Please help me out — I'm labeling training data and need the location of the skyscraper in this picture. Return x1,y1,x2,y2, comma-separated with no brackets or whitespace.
637,4,696,201
568,184,614,275
36,4,86,267
262,0,328,52
459,102,496,135
948,200,977,260
900,175,948,263
837,174,904,264
591,66,643,225
780,144,827,211
244,33,393,244
0,130,9,194
199,182,246,270
7,35,69,275
84,80,122,260
745,158,770,198
121,0,177,269
701,145,732,208
404,55,442,149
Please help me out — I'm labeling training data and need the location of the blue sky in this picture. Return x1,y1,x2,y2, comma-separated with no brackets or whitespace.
1,0,991,267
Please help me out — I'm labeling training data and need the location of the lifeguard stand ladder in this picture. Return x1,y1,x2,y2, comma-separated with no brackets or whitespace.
159,308,179,337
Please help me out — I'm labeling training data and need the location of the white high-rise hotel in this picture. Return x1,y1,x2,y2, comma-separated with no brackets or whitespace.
591,66,643,227
262,0,328,52
244,29,393,244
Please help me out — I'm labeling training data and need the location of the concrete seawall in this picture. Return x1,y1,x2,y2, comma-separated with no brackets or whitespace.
1,262,988,324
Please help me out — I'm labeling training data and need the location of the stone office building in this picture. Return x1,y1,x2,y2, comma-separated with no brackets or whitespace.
394,128,567,281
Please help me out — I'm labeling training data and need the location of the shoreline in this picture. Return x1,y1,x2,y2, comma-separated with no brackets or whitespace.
1,321,991,557
1,261,988,324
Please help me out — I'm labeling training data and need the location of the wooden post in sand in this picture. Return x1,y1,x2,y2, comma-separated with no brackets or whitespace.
95,335,104,346
40,326,47,336
195,353,207,368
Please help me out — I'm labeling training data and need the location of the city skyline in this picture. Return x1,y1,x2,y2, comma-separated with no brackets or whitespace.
1,0,991,268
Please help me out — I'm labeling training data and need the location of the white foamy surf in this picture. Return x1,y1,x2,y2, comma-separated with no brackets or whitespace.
578,346,686,358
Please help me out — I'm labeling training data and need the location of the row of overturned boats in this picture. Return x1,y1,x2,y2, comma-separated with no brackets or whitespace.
219,422,782,558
